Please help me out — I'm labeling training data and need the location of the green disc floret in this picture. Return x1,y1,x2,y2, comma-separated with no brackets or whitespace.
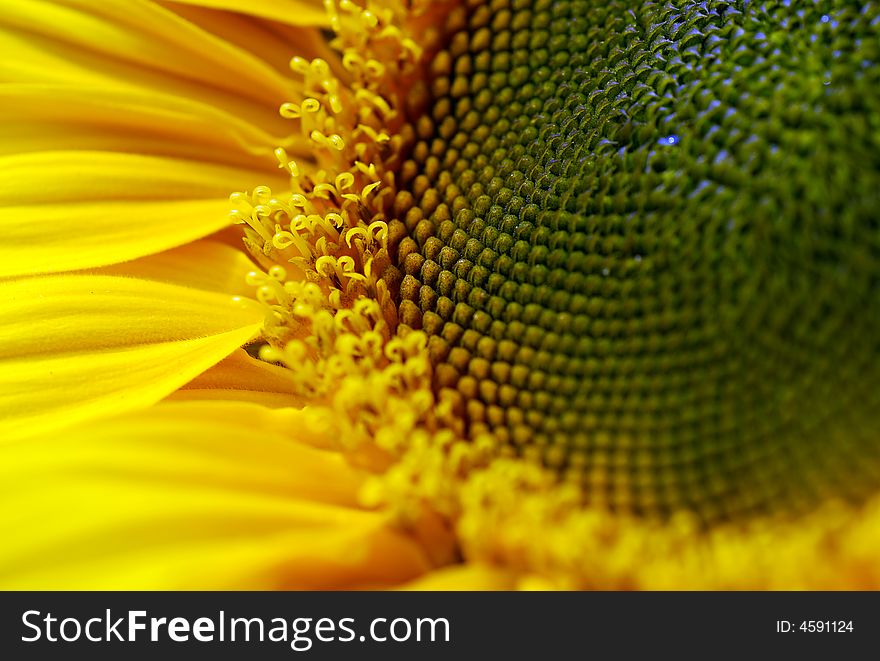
392,0,880,524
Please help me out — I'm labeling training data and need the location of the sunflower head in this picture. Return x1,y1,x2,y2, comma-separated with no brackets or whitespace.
4,0,879,590
382,0,880,525
224,0,880,587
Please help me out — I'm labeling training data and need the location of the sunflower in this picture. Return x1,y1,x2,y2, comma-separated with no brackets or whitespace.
1,0,879,590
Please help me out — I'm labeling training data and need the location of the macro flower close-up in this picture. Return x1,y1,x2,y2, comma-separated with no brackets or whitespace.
1,0,879,590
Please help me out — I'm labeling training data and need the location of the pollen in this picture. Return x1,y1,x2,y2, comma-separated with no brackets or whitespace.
387,0,880,524
231,1,461,480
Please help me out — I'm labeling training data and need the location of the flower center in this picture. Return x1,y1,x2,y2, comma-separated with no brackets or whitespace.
389,0,880,523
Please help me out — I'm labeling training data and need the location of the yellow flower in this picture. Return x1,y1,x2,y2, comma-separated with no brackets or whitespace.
2,0,879,589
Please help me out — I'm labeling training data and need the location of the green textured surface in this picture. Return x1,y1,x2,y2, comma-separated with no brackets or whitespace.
392,0,880,522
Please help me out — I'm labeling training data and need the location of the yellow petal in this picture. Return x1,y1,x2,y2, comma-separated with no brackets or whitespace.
0,0,293,106
0,5,299,158
0,147,283,276
0,274,262,356
170,348,300,408
0,84,289,165
167,388,298,407
94,240,259,298
162,1,332,78
0,401,432,589
0,150,283,204
399,565,519,591
0,197,233,277
164,0,329,26
178,349,297,392
0,149,289,274
0,275,263,440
